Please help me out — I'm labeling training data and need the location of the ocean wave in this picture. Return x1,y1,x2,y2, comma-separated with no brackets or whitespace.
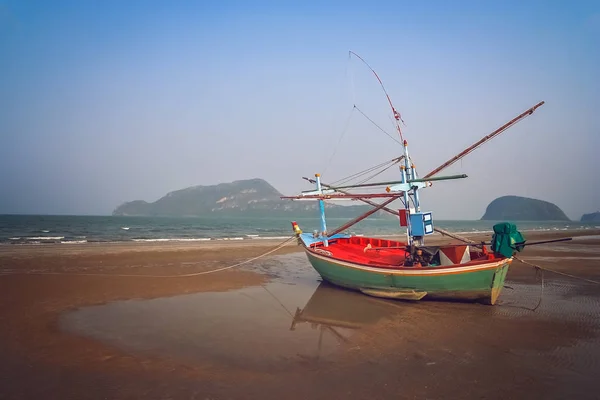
60,240,88,244
247,236,291,240
1,215,597,246
132,238,213,242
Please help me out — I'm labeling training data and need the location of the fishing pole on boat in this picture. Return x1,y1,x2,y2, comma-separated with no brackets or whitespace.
303,52,460,245
349,51,405,142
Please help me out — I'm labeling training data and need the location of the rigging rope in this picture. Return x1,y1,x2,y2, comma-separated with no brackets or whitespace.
349,51,405,142
331,157,402,187
0,236,296,279
354,105,401,145
322,106,356,178
352,159,400,187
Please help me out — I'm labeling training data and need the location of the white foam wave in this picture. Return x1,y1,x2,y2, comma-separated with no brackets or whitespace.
9,237,20,240
121,227,130,230
26,236,64,240
132,238,212,242
60,240,88,244
248,236,291,240
216,237,245,241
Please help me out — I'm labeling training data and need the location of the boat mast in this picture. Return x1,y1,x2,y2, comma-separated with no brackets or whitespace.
400,142,412,245
314,173,329,247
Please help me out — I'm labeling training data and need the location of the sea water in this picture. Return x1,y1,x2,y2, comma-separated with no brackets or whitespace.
0,214,597,245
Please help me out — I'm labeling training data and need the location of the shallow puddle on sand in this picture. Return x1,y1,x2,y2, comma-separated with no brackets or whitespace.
60,253,406,369
60,252,600,374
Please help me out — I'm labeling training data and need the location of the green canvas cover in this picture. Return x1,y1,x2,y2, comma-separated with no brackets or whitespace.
491,222,526,258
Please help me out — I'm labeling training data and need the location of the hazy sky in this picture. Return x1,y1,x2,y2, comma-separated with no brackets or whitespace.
1,0,598,219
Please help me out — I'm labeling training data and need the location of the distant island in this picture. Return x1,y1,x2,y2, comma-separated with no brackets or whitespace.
113,178,389,218
481,195,570,221
581,212,600,223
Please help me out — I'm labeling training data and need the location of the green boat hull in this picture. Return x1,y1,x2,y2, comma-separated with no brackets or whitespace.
304,249,512,305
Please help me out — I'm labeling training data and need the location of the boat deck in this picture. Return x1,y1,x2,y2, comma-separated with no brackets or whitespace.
307,236,496,269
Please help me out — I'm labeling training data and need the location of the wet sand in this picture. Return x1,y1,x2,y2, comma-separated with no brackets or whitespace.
0,230,599,399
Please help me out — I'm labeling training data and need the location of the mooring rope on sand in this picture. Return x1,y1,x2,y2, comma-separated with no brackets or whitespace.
0,236,296,278
515,256,600,285
514,256,600,312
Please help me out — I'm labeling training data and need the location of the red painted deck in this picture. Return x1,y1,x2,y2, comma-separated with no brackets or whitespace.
308,236,500,269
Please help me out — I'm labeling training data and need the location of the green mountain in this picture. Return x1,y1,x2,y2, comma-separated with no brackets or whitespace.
581,212,600,222
481,195,570,221
113,178,390,218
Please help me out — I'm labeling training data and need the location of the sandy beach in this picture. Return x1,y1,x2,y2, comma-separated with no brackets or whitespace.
1,229,599,399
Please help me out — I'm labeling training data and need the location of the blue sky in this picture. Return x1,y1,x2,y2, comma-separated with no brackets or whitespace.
0,0,598,219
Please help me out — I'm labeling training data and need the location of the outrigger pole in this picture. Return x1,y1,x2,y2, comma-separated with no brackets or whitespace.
424,101,545,178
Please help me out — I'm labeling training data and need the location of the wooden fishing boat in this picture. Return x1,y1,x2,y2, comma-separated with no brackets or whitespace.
282,52,546,305
293,232,512,304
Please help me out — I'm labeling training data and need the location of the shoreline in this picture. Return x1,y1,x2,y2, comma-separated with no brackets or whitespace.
1,227,598,282
2,228,597,254
2,222,598,246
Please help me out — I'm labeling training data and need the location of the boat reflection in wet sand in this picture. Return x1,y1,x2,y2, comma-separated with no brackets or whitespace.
290,282,405,351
